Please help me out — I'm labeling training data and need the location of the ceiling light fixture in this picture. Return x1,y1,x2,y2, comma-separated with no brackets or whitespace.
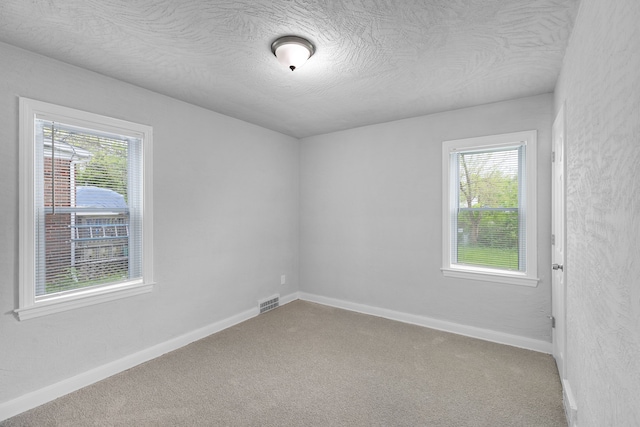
271,36,315,71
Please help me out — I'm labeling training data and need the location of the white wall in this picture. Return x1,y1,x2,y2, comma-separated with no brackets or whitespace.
554,0,640,425
0,42,299,405
300,94,553,342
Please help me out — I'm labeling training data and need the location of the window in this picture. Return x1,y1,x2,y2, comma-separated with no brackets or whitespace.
442,131,538,287
18,98,154,320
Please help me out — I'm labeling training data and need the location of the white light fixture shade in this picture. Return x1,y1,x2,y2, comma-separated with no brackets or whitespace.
271,36,315,71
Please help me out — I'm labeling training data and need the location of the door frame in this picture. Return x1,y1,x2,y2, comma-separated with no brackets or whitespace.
552,103,567,379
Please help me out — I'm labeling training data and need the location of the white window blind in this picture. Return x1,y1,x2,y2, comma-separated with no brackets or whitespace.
452,146,525,272
35,120,142,296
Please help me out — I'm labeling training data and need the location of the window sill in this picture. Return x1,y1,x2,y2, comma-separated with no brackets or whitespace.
441,267,539,287
15,281,155,321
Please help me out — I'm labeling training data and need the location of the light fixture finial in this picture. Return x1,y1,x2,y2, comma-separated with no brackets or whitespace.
271,36,315,71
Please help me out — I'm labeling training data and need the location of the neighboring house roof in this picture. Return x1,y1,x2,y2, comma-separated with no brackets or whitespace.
44,140,92,161
76,186,127,209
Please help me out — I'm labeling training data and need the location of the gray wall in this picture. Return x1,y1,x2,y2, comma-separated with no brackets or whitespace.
554,0,640,425
300,94,553,341
0,42,299,404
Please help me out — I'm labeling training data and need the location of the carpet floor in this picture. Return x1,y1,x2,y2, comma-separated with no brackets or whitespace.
2,300,566,426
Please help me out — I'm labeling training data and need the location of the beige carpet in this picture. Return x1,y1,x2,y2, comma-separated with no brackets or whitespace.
2,301,566,426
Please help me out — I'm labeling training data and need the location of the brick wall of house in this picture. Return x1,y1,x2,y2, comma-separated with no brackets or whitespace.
43,157,72,290
44,157,71,207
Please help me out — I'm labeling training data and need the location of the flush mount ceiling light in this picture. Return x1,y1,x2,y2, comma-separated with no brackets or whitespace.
271,36,315,71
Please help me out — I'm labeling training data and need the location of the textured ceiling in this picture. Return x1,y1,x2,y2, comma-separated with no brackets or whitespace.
0,1,579,138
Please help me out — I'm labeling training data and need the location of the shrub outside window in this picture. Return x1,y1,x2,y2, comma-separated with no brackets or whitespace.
441,131,538,287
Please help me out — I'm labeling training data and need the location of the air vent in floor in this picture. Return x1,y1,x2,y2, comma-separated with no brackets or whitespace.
259,294,280,314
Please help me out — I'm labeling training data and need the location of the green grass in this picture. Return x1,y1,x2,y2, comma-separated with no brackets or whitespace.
45,271,128,295
457,246,519,271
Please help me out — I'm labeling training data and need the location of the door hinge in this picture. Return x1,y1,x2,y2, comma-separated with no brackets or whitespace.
551,234,555,245
548,315,556,328
552,151,556,162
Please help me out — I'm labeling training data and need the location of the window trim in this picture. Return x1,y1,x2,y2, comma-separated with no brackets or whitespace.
441,130,538,287
17,97,154,320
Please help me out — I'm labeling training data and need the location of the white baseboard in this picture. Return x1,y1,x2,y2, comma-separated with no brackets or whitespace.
279,291,299,306
299,292,553,354
0,292,299,422
562,378,578,426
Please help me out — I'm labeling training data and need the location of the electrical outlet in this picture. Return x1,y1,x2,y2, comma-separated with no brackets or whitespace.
280,274,286,285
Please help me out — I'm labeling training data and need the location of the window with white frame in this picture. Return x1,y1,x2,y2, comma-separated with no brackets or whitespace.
18,98,154,320
442,130,538,287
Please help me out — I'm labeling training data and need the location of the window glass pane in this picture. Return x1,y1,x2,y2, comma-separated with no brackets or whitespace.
37,120,136,296
455,147,522,271
456,210,519,270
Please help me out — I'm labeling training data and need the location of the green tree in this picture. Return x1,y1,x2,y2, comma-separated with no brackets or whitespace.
48,128,129,200
76,150,128,200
